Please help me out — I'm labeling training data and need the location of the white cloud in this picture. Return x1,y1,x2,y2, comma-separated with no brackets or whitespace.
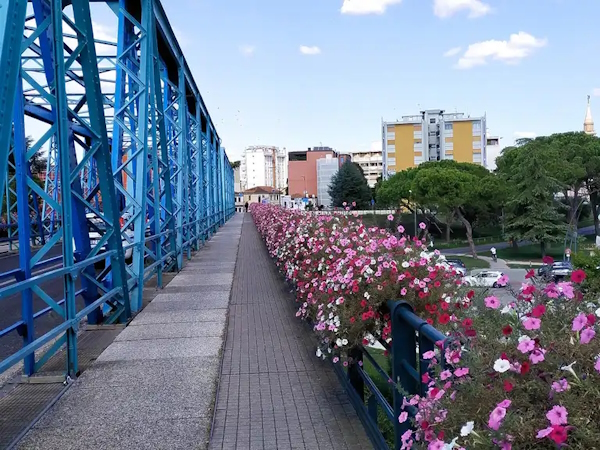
239,45,256,56
341,0,403,15
299,45,321,55
454,32,547,69
514,131,537,139
433,0,491,18
593,88,600,97
443,46,461,57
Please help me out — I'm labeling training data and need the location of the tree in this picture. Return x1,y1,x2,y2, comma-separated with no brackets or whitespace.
231,160,241,169
328,161,372,209
410,161,503,258
496,138,565,256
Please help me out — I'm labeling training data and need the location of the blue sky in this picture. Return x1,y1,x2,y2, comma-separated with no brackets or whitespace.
93,0,600,166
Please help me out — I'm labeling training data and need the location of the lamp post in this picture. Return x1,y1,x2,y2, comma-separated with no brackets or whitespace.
409,189,417,237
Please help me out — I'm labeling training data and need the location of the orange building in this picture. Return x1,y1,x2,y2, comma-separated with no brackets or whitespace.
288,147,337,198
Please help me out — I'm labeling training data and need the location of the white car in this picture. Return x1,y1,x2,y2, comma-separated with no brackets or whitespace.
73,213,134,261
462,270,505,288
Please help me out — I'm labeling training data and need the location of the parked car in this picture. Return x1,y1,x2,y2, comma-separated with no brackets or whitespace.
445,258,467,277
538,262,572,281
73,213,134,262
462,270,505,288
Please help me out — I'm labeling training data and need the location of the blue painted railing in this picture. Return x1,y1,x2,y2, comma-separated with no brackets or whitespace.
331,300,447,450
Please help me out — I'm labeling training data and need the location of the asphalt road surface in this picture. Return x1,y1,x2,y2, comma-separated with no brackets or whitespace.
0,245,87,363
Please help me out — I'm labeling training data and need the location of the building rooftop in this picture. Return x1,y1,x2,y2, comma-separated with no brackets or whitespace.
243,186,282,195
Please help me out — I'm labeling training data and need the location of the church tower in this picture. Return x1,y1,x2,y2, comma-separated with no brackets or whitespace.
584,95,595,135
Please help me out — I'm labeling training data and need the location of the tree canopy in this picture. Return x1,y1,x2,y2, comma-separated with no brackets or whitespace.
328,161,372,209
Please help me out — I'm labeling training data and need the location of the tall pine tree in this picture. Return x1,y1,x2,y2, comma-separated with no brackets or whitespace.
328,161,372,209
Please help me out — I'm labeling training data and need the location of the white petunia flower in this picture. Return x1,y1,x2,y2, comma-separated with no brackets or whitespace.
493,359,510,373
460,421,474,437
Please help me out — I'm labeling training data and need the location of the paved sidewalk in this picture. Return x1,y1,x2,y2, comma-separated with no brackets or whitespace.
16,215,243,450
209,215,372,450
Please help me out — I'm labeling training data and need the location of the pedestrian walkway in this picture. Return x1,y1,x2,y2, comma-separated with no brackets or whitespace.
208,215,371,450
14,215,243,450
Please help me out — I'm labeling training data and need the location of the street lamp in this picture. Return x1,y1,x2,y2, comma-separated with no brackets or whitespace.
409,189,417,237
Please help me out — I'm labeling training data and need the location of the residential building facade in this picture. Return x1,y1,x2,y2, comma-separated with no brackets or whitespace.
352,149,383,188
240,146,287,191
242,186,282,205
316,155,339,208
382,110,487,179
485,135,501,170
288,146,337,198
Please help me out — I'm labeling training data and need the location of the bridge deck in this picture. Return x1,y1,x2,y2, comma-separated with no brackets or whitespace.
208,214,371,450
12,214,371,450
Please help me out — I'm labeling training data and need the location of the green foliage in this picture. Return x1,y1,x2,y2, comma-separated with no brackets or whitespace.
375,168,417,209
496,137,567,254
572,250,600,294
328,161,372,209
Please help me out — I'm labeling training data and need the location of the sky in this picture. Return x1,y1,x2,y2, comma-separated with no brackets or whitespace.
88,0,600,167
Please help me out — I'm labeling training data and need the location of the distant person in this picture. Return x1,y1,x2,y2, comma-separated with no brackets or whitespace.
244,202,249,212
490,246,497,262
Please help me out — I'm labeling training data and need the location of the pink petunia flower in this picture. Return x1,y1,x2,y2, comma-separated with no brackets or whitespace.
546,405,568,426
398,411,408,423
484,295,500,309
454,367,469,377
580,327,596,344
517,337,535,353
551,378,570,393
529,348,546,364
423,350,436,360
523,317,541,330
440,370,452,380
572,313,587,332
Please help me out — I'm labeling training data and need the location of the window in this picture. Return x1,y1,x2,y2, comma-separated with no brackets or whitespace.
386,132,395,140
444,123,453,130
430,118,436,124
413,131,423,139
472,121,482,136
473,153,482,164
473,140,482,149
445,142,454,150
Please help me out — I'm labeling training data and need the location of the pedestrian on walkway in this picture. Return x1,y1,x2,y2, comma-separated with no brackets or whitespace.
244,202,249,212
490,246,497,262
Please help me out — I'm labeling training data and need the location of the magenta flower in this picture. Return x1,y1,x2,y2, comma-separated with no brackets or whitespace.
423,350,436,360
440,370,452,380
497,274,509,286
595,357,600,374
529,348,546,364
546,405,568,425
454,367,469,377
551,378,570,393
488,406,507,430
523,317,541,330
387,214,394,221
517,337,535,354
397,225,405,233
580,327,596,344
419,222,427,230
572,313,587,331
484,295,500,309
398,411,408,423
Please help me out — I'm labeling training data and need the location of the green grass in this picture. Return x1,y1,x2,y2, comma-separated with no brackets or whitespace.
483,243,566,262
460,256,491,271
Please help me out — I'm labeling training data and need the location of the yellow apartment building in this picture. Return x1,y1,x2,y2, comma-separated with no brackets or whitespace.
381,109,487,178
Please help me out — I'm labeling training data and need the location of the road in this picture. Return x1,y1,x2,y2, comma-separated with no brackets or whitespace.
0,246,86,362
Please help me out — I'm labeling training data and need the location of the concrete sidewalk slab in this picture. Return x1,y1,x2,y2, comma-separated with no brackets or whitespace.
16,214,243,450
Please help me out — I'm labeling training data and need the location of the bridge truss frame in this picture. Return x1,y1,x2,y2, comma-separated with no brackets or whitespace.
0,0,235,378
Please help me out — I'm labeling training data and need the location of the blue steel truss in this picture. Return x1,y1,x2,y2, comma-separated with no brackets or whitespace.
0,0,235,379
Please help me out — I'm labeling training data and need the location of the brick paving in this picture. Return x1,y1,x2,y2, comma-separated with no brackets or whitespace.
209,214,373,450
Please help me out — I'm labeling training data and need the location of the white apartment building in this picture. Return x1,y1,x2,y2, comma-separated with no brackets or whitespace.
485,135,501,170
240,146,287,191
352,149,383,188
